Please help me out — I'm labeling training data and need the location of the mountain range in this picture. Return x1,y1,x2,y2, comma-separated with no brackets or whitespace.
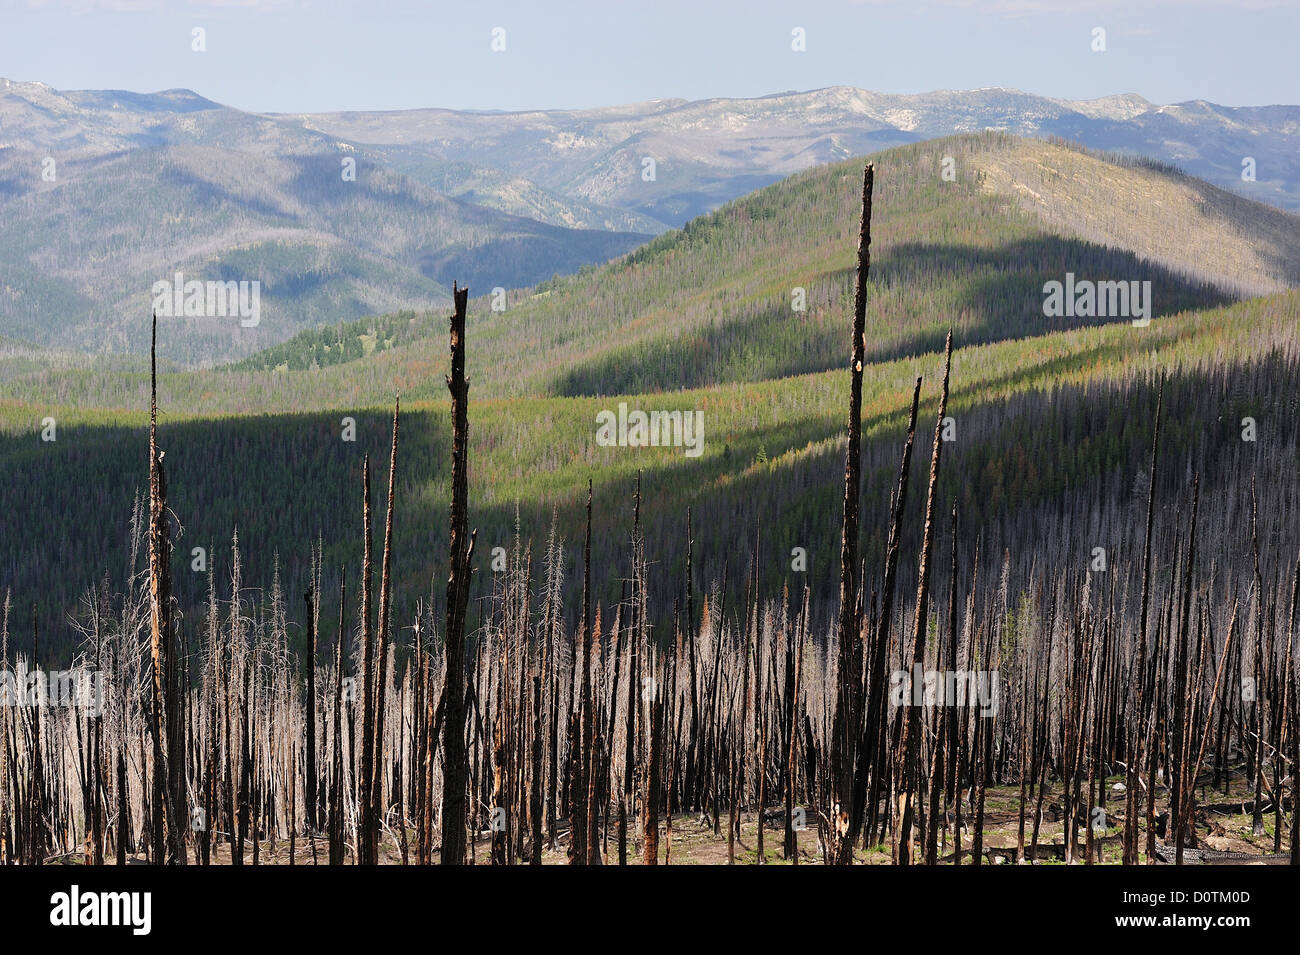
3,131,1297,653
1,78,1298,367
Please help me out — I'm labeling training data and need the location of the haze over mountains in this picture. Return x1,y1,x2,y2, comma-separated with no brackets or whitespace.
286,86,1300,222
1,77,1298,364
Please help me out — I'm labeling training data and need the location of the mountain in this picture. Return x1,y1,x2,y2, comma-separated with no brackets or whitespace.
3,78,1298,365
0,143,650,363
0,79,653,363
3,133,1296,653
282,86,1300,221
227,134,1300,397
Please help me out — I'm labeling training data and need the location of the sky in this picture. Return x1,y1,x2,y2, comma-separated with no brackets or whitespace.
2,0,1297,113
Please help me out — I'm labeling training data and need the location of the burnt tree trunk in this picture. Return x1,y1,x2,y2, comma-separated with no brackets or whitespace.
440,283,476,865
895,331,953,864
829,163,874,866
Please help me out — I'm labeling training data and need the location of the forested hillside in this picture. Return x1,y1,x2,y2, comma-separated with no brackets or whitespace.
3,134,1299,658
3,283,1296,659
0,146,649,363
227,133,1295,397
3,119,1299,877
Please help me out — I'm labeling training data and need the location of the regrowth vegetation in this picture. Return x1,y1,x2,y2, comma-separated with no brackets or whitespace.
0,140,1298,865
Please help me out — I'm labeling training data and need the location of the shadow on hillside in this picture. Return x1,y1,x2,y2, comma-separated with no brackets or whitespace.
549,234,1237,397
6,339,1295,667
1175,175,1300,287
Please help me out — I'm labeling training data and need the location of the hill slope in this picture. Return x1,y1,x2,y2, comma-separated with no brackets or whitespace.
2,288,1295,657
5,78,1298,368
0,144,649,362
1,133,1297,656
0,134,1296,646
227,134,1300,399
0,80,654,362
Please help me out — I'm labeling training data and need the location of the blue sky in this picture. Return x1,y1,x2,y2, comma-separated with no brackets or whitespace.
3,0,1297,112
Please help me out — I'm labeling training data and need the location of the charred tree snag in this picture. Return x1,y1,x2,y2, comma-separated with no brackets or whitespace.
685,508,701,810
305,588,318,832
440,283,476,865
895,331,953,865
829,163,873,866
1124,376,1162,865
1248,478,1268,840
371,398,400,859
28,609,46,865
1287,547,1300,866
644,696,664,865
623,474,643,861
1173,476,1200,863
929,503,959,867
359,455,376,865
329,572,347,865
859,378,923,854
490,692,507,866
785,585,808,862
147,313,185,866
571,479,595,864
530,674,544,864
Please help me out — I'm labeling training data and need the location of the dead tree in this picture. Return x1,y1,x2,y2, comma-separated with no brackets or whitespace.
304,587,317,831
828,163,873,865
440,283,476,865
358,455,376,864
894,331,953,864
147,313,186,865
571,479,594,864
1124,376,1163,865
370,398,400,858
329,571,347,865
644,695,664,865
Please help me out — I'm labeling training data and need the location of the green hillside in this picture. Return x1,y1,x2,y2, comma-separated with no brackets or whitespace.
224,133,1295,397
3,289,1296,658
1,132,1297,657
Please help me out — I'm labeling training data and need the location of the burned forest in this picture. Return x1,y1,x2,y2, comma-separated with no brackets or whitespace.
2,158,1297,873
